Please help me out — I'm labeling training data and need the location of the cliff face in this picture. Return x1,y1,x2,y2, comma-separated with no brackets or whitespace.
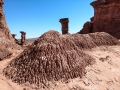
79,0,120,39
0,0,14,42
0,0,21,60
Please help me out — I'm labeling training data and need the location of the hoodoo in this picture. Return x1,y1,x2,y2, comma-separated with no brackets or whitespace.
20,31,26,46
59,18,69,34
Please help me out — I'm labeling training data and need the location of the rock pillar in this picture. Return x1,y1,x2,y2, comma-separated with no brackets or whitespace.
20,31,26,46
59,18,69,34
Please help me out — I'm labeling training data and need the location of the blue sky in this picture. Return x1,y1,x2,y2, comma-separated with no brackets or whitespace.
3,0,94,39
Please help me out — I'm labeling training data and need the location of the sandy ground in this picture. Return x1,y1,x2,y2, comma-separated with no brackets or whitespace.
0,45,120,90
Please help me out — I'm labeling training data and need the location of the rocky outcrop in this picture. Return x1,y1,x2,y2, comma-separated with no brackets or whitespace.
0,0,21,60
0,0,14,42
78,0,120,39
3,30,120,85
77,17,94,34
0,0,21,48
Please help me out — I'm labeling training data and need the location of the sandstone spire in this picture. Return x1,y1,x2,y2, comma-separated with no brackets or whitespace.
20,31,26,46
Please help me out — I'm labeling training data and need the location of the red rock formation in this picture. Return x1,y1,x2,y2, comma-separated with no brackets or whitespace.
78,17,94,34
3,30,120,85
91,0,120,39
20,31,26,46
0,0,21,60
0,0,14,42
0,0,21,49
78,0,120,39
59,18,69,34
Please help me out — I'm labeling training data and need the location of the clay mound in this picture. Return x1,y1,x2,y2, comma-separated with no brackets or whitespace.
3,30,95,85
62,32,120,50
3,31,120,85
89,32,120,46
0,47,12,60
66,34,97,50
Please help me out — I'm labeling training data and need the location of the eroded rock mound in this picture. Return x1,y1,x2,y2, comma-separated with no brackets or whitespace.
3,30,120,85
66,32,120,50
89,32,120,46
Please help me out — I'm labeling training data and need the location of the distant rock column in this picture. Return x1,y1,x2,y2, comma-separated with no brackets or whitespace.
12,34,19,44
12,34,16,39
59,18,69,34
20,31,26,46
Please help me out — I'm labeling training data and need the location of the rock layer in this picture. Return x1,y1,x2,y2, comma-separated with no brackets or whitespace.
3,30,120,85
78,0,120,39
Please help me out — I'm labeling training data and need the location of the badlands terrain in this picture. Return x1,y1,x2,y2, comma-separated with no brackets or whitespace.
0,0,120,90
0,31,120,90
